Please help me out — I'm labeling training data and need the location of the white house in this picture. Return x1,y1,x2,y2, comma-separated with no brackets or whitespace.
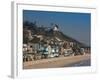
53,25,59,31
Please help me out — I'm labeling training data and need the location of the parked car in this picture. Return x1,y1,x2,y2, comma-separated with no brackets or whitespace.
64,49,73,56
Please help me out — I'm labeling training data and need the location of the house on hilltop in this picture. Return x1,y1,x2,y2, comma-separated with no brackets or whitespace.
53,24,59,31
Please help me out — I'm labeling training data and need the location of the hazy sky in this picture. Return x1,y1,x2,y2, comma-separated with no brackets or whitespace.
23,10,91,46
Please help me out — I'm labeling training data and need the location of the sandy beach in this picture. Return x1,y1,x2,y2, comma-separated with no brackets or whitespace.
23,54,91,69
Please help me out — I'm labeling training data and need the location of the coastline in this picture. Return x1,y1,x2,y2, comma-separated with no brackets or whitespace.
23,54,91,69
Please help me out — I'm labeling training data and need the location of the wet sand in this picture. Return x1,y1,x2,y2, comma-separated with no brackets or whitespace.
23,54,91,69
64,59,90,67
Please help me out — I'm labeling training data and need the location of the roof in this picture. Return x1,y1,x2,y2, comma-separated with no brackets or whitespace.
30,37,40,43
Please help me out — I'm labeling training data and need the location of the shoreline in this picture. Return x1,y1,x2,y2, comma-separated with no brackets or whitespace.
23,54,91,69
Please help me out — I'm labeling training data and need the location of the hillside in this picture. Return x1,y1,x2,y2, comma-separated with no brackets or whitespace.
23,21,88,47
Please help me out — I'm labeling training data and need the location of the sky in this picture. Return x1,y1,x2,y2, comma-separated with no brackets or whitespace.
23,10,91,46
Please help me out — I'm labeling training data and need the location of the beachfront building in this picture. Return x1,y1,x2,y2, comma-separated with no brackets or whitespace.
53,24,59,31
